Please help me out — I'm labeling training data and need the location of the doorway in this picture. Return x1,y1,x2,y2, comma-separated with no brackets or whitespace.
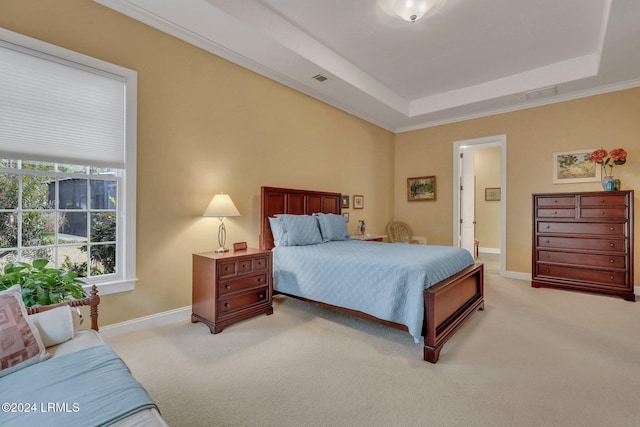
453,135,506,275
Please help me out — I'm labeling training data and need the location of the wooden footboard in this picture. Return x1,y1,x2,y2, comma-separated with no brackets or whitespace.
26,285,101,331
423,263,484,363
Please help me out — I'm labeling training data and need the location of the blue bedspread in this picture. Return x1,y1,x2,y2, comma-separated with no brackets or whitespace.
0,344,157,427
273,240,474,342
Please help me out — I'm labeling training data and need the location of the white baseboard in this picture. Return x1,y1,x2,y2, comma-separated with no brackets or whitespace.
98,273,639,340
99,305,191,340
479,247,500,254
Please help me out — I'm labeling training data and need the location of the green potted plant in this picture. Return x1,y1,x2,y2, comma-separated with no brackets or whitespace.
0,259,86,307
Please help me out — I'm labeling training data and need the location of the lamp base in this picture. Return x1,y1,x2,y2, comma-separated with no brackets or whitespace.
214,247,229,253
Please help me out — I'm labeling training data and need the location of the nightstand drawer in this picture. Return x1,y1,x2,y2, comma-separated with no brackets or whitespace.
219,287,270,316
219,256,269,278
219,274,268,295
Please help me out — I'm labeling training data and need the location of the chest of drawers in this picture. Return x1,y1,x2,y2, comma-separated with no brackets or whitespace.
532,191,634,301
192,248,273,333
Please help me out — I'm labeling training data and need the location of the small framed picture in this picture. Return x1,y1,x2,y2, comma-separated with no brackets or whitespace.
341,195,350,209
233,241,247,251
353,195,364,209
552,149,600,184
485,188,501,201
343,212,349,222
407,176,436,201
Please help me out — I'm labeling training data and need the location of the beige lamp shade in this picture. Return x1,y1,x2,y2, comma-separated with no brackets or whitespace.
203,193,240,218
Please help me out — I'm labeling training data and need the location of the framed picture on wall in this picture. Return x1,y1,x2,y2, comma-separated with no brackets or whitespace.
353,195,364,209
407,176,436,201
343,212,349,222
553,149,601,184
341,195,350,209
485,188,501,201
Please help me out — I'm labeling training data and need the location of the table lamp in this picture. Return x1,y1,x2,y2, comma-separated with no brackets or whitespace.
203,193,240,252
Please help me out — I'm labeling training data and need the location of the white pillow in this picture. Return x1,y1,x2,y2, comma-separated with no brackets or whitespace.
30,305,76,348
0,285,49,378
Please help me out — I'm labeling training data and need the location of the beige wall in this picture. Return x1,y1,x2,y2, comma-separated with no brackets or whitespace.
2,1,639,324
475,147,501,250
0,0,394,325
394,88,640,278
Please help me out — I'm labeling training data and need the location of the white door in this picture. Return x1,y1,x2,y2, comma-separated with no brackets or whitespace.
460,147,476,256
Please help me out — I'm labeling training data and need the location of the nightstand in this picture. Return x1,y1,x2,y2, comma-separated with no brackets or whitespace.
350,234,386,242
192,248,273,333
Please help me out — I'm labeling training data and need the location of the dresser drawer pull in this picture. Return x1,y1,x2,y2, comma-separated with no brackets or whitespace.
610,243,615,247
600,211,605,215
224,302,230,308
610,275,615,280
225,284,231,289
258,293,265,299
545,268,550,273
258,277,264,282
610,259,615,263
600,199,605,203
609,227,615,231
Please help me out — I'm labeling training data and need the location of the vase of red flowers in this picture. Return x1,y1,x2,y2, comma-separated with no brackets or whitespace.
590,148,627,191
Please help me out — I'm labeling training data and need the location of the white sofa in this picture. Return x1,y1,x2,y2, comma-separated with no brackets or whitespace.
0,285,168,427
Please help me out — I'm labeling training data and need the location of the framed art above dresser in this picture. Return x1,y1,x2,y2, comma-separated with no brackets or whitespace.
532,190,635,301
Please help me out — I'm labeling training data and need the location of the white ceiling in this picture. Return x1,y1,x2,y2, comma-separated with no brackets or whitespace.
95,0,640,132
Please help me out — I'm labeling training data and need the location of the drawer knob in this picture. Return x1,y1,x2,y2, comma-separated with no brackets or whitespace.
609,227,615,231
258,277,264,282
225,284,231,289
258,293,265,299
610,259,615,263
545,268,550,273
600,199,605,203
546,240,551,244
610,275,615,280
610,243,615,247
224,303,230,308
600,211,605,215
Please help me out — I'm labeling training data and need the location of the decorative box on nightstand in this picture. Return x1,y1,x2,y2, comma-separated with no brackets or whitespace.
192,248,273,333
350,234,386,242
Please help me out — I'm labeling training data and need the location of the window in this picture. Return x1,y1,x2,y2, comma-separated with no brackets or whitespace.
0,29,137,295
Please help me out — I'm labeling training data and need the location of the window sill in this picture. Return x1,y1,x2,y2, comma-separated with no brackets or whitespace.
83,278,137,296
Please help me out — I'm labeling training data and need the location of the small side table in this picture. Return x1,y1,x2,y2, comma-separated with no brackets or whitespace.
350,234,386,242
192,248,273,334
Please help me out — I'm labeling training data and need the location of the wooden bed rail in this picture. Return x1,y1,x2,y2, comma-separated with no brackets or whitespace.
26,285,101,331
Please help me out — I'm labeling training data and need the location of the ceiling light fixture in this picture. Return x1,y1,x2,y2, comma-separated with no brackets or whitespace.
393,0,432,23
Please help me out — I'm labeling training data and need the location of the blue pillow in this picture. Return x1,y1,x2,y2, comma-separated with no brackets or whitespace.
276,214,323,246
315,213,350,242
268,217,288,247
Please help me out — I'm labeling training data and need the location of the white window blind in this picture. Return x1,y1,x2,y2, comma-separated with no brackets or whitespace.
0,42,126,168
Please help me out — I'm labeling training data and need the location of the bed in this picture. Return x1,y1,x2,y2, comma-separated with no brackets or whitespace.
260,186,484,363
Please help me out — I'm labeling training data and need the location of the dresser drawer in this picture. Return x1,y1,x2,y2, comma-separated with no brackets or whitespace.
537,208,575,218
537,236,626,252
537,222,626,236
538,250,626,269
580,195,627,207
537,264,627,287
218,286,270,316
580,208,627,219
536,196,576,207
219,274,268,295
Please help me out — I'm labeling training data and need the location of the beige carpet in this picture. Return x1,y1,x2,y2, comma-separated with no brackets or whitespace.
106,274,640,427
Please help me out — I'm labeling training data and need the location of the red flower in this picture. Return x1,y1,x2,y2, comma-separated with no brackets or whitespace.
590,148,608,164
591,147,628,176
609,148,627,164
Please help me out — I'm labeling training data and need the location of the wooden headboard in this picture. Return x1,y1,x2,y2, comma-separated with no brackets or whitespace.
259,186,341,250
